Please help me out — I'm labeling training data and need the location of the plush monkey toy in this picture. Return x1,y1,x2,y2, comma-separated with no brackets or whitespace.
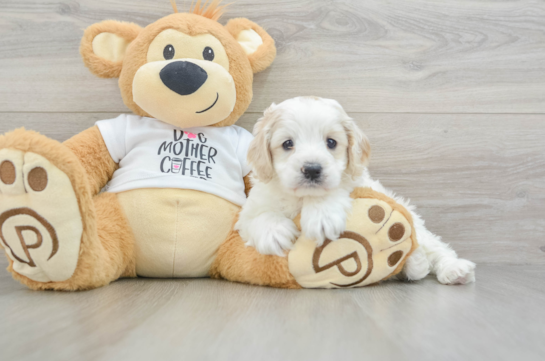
0,1,417,290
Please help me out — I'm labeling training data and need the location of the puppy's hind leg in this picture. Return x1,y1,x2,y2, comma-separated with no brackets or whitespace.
361,170,476,285
397,246,430,281
412,215,476,285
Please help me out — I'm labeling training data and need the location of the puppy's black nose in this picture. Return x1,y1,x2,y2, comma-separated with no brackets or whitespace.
160,61,208,96
302,163,322,181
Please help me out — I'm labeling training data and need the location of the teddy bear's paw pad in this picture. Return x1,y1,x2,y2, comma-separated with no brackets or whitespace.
0,149,82,282
288,198,414,289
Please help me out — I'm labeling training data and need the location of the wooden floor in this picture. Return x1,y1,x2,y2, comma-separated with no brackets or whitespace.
1,257,544,361
0,1,544,360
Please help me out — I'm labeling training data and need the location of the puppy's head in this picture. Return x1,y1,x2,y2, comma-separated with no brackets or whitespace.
248,96,370,196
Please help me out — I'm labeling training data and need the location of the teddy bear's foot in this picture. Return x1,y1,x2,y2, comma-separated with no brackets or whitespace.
212,188,418,289
0,129,136,291
288,192,418,289
0,148,83,282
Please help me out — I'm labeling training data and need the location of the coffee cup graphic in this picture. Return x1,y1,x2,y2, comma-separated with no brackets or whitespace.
171,158,182,173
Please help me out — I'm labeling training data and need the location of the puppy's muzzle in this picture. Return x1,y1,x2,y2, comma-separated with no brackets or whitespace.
160,61,208,96
302,163,322,182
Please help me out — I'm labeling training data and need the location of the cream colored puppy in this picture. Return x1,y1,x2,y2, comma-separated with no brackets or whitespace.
236,97,476,285
237,96,367,255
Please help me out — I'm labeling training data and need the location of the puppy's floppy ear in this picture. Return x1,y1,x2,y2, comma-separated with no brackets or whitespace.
343,117,371,179
80,20,142,78
225,18,277,73
247,104,278,182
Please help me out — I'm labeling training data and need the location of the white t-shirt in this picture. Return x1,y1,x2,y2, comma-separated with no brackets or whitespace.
96,114,253,206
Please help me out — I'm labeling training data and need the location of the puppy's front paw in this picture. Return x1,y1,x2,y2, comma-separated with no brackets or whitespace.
244,216,300,256
301,208,347,246
436,258,476,285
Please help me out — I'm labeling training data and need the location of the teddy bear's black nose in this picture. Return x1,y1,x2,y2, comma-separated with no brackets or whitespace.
160,61,208,96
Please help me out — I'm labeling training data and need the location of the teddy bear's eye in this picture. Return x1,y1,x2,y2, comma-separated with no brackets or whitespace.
203,46,215,61
163,45,175,60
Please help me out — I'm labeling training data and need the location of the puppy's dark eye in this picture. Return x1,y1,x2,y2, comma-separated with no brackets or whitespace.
327,138,337,149
282,140,294,151
163,45,175,60
203,46,215,61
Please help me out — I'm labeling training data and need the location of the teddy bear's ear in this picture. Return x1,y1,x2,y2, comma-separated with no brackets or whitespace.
80,20,142,78
225,18,277,74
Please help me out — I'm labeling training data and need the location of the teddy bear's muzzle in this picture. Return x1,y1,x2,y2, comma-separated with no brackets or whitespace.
132,58,236,128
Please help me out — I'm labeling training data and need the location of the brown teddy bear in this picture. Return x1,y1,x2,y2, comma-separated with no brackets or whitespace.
0,1,417,290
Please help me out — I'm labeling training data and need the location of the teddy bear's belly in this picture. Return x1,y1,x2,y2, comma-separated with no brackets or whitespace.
117,188,240,278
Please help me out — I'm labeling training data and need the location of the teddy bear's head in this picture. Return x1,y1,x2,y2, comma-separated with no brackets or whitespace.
80,0,276,128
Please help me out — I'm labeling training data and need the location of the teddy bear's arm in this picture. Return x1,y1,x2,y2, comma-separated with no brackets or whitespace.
63,126,119,195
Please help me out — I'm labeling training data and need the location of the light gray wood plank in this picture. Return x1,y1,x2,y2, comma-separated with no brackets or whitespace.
0,0,544,113
1,112,544,264
1,258,544,361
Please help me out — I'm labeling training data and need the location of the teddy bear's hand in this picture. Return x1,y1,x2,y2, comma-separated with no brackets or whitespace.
238,213,300,257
